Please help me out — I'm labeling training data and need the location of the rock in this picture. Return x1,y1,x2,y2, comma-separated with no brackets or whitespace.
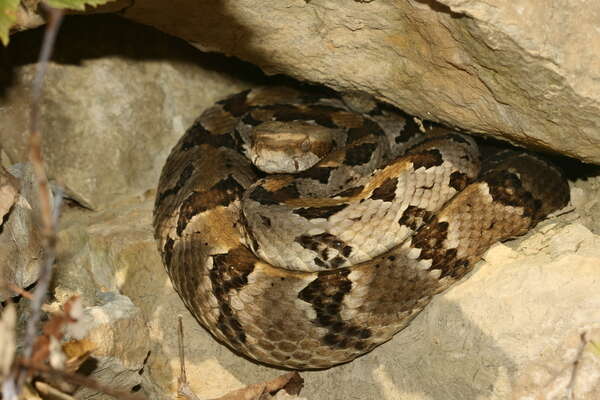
0,14,264,210
0,164,44,301
571,174,600,234
100,0,600,164
511,325,600,400
60,292,150,400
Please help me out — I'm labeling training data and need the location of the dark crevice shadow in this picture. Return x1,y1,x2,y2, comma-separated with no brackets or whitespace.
0,13,328,101
471,133,599,181
411,0,466,19
0,13,274,99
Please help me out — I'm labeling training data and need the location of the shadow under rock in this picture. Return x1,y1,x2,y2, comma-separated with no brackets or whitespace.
0,13,273,99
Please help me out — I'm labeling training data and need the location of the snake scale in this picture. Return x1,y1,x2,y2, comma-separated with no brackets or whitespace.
153,86,570,369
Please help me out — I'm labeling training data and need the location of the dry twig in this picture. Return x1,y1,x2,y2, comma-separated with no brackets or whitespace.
18,360,145,400
21,2,65,365
566,331,589,399
1,5,65,400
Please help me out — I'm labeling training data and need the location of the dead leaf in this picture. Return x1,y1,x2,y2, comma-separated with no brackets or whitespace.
208,372,304,400
31,296,81,366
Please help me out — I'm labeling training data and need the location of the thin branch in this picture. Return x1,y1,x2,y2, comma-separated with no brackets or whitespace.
1,5,66,400
566,331,589,399
178,315,187,385
21,4,64,363
18,360,146,400
177,315,202,400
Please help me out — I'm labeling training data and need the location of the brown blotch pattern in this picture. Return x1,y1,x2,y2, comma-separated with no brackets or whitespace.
296,233,353,269
346,118,385,143
301,167,334,184
177,176,245,235
336,185,364,198
344,142,378,166
482,170,540,220
410,218,468,278
449,171,470,192
156,164,195,205
298,269,372,351
410,149,444,170
293,204,349,220
218,89,251,117
268,104,340,128
370,177,399,202
162,237,175,267
247,183,300,206
210,247,256,346
180,123,239,152
398,205,433,230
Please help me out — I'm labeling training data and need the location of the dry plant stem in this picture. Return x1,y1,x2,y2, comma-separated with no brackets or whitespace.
566,332,589,399
5,6,65,400
178,315,187,385
18,360,146,400
7,283,34,300
177,316,202,400
21,3,64,363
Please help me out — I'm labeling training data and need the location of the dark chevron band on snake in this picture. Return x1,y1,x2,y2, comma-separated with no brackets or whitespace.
153,86,569,369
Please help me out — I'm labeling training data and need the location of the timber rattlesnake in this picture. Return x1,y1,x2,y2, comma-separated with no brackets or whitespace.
153,86,569,369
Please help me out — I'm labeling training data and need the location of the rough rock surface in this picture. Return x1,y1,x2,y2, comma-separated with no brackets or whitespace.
61,293,149,399
0,15,264,210
89,0,600,165
511,324,600,400
1,13,600,400
0,163,43,301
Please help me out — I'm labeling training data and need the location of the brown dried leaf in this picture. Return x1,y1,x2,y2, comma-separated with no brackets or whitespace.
30,296,82,366
62,338,95,374
207,372,304,400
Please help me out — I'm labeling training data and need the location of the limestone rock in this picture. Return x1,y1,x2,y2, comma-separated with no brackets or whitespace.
511,325,600,400
60,292,149,399
0,163,44,301
106,0,600,164
0,15,262,210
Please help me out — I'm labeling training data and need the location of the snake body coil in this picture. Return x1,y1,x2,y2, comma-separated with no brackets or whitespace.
153,87,569,369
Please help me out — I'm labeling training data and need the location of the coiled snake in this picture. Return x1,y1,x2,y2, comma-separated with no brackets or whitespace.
153,87,569,369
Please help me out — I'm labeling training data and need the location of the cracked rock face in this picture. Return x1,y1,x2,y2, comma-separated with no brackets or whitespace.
1,11,600,400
